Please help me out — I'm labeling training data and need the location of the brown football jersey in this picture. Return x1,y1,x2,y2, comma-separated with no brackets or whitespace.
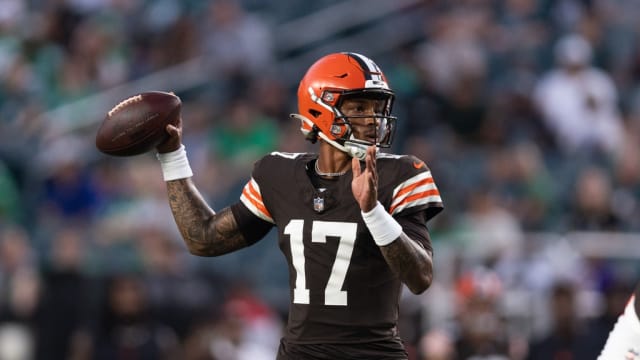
238,151,443,346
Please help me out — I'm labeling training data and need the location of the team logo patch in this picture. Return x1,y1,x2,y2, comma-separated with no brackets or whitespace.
313,196,325,213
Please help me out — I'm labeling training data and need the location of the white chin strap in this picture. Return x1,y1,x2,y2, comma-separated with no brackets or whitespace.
291,114,372,160
343,140,369,160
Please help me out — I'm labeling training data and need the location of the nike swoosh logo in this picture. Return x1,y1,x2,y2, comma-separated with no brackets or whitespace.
413,161,425,169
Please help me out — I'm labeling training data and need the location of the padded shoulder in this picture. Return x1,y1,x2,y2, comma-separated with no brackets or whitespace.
252,152,314,181
376,152,443,220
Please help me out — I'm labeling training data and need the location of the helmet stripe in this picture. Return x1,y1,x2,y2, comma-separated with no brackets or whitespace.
342,52,388,89
343,52,379,78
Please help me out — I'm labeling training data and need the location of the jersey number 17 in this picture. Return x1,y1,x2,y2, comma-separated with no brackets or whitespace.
284,220,357,306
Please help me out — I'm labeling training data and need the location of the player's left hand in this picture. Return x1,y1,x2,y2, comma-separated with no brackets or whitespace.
351,146,378,212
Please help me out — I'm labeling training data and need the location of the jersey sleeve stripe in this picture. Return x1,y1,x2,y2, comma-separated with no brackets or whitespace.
390,190,441,215
244,180,272,218
392,172,433,198
390,185,439,213
239,179,274,223
392,177,435,200
390,171,442,215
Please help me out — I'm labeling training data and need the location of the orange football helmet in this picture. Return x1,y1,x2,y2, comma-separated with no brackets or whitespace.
291,52,396,159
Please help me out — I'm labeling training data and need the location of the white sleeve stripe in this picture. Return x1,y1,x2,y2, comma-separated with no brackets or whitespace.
240,193,274,223
392,171,433,198
391,183,438,207
239,178,274,223
249,178,260,192
244,183,264,205
391,196,442,215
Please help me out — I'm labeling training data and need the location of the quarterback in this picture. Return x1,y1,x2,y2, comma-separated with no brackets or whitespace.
155,52,443,359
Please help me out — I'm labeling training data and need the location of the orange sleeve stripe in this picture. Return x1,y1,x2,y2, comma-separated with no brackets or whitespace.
393,177,434,199
390,189,440,214
242,187,272,218
246,181,262,200
242,183,272,218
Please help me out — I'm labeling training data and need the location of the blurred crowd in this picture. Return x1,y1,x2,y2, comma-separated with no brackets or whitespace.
0,0,640,359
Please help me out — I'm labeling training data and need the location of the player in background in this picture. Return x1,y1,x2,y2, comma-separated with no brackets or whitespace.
598,284,640,359
155,52,443,359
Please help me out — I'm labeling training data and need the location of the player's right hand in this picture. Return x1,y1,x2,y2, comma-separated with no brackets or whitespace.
156,117,183,153
351,145,378,212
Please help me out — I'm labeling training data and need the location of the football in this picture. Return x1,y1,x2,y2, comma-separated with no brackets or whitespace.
95,91,181,156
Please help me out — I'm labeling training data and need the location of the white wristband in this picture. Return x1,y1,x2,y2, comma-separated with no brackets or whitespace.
156,144,193,181
361,201,402,246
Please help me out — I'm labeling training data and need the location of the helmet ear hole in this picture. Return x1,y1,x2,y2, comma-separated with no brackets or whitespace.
309,109,321,118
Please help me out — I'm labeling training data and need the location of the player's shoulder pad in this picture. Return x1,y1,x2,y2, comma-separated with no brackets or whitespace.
252,152,313,181
376,152,432,181
377,152,443,218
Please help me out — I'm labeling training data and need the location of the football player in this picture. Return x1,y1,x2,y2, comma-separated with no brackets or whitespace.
598,284,640,359
155,52,443,359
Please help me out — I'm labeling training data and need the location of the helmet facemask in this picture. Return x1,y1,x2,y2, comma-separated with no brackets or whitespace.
333,90,397,148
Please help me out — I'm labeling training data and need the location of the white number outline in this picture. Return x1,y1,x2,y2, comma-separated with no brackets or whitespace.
284,220,357,306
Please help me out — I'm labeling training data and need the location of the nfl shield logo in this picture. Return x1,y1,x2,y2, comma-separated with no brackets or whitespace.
313,196,324,213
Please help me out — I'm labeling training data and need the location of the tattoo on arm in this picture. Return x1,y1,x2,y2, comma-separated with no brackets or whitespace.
379,233,433,294
166,178,248,256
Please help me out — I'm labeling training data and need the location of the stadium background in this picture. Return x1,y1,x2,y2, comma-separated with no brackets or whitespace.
0,0,639,358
